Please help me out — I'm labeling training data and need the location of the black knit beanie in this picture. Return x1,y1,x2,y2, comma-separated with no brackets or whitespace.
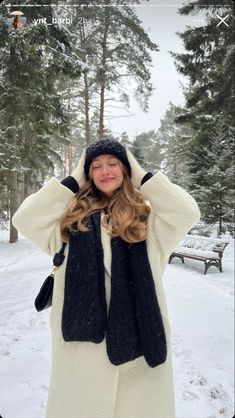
84,138,131,180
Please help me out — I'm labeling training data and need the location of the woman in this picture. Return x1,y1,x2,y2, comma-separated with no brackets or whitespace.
12,138,200,418
12,15,24,30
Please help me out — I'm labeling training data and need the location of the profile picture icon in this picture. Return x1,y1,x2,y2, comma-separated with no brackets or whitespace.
7,11,27,30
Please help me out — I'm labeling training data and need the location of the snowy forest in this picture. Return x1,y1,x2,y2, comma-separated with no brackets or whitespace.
0,0,234,242
0,2,234,418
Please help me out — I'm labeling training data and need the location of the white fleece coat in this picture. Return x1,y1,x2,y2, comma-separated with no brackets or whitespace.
12,171,200,418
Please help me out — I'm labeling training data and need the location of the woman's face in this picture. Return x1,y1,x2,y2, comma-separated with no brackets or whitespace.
91,154,124,198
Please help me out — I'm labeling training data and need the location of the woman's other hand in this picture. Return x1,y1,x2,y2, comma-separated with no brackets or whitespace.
126,149,147,188
72,150,87,188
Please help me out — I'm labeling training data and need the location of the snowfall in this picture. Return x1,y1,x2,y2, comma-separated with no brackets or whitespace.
0,229,234,418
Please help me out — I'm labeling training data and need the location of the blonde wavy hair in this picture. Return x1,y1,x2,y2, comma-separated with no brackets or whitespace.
61,162,151,244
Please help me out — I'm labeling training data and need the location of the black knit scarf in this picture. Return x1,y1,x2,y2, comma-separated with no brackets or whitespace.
61,210,167,368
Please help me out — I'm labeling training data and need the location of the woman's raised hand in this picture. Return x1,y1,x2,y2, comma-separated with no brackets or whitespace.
126,149,147,188
72,150,87,188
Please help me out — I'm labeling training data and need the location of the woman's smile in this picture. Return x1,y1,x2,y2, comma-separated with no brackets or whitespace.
101,178,115,183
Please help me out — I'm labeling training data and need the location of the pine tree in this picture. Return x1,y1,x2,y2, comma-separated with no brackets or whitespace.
192,117,234,236
130,139,146,168
119,132,132,148
133,130,163,172
0,1,87,241
72,0,158,139
168,1,234,234
170,1,234,147
154,103,197,189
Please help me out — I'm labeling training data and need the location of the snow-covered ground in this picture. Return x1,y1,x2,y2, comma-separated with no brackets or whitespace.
0,230,234,418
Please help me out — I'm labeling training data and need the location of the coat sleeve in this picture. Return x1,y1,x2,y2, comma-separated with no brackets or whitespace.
141,171,201,260
12,177,75,256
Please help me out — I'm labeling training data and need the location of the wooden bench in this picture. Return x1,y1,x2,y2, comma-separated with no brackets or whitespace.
168,234,229,274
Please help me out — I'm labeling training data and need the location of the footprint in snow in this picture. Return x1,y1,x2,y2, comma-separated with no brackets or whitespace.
190,375,208,386
183,390,199,400
209,385,226,399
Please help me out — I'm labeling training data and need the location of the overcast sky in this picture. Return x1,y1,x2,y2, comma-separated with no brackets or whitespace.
108,1,207,139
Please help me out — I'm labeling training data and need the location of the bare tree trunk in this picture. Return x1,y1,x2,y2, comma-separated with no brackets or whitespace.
8,44,19,243
80,16,91,146
66,129,73,175
84,71,90,146
63,141,67,178
99,81,105,140
99,0,111,139
9,171,19,243
24,173,33,199
218,189,223,237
